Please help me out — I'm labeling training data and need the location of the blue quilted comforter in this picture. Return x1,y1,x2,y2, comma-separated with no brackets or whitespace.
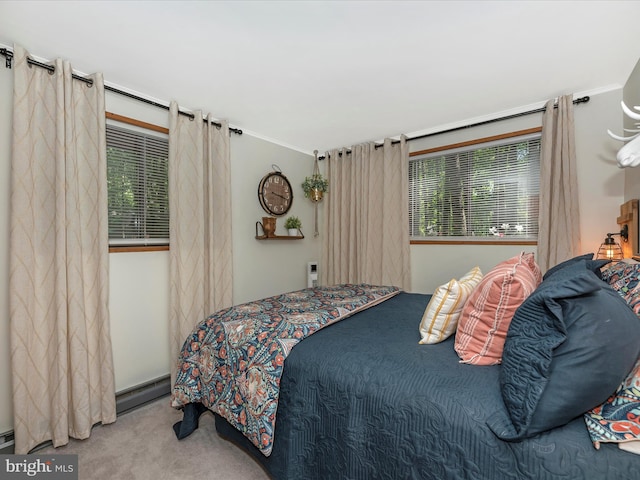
214,292,640,479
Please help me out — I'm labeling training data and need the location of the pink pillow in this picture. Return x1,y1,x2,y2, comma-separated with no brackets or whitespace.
454,252,542,365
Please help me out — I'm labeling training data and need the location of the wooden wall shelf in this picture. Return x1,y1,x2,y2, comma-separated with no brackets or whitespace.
255,234,304,240
255,221,304,240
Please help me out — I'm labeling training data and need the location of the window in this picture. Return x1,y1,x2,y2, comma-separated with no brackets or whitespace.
106,123,169,246
409,132,540,241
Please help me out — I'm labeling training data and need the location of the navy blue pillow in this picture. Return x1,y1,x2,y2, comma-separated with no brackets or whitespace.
488,260,640,440
542,253,610,280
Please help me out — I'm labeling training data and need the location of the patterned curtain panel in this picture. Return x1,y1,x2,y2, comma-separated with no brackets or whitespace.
10,45,116,454
168,102,233,381
321,136,411,290
537,94,581,272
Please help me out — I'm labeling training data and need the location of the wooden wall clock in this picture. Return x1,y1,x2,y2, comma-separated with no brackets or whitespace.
258,167,293,216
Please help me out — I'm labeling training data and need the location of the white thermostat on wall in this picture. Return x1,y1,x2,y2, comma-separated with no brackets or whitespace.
307,261,318,288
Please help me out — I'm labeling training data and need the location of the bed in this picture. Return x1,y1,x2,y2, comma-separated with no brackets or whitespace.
171,204,640,480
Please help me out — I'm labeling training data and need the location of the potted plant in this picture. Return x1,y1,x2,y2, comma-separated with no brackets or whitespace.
284,216,302,236
301,173,329,202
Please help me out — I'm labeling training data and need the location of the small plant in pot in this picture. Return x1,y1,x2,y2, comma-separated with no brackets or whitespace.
301,174,329,202
284,216,302,236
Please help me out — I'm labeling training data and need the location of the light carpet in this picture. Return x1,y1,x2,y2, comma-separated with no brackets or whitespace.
36,396,270,480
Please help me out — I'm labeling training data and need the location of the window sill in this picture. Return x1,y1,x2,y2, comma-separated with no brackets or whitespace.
410,239,537,246
109,245,169,253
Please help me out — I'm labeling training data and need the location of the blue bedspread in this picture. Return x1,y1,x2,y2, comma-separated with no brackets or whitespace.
214,292,640,480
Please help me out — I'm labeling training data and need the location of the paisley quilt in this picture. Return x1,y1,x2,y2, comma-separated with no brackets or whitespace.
170,283,400,456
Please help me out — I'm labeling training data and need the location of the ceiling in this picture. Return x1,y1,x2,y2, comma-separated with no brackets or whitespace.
1,1,640,155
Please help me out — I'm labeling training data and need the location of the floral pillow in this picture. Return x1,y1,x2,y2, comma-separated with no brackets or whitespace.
418,266,483,344
584,356,640,449
600,261,640,315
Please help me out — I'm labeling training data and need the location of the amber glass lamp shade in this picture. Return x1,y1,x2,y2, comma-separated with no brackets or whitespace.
596,234,623,261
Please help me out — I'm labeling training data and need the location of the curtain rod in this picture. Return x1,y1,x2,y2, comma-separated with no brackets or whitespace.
0,47,243,135
318,95,590,160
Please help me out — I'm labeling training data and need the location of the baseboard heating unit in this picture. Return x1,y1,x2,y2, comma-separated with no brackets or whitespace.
2,374,171,454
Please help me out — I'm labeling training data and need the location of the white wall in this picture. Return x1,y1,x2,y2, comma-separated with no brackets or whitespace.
109,251,171,391
575,89,627,249
624,58,640,200
230,133,321,305
0,58,12,435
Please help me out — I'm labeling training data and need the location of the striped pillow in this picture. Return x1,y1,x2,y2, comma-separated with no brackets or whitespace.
454,252,541,365
419,267,483,344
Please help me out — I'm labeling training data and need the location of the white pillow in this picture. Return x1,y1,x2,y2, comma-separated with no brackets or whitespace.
418,266,483,344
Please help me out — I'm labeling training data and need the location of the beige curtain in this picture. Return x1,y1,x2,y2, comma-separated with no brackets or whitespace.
10,45,115,454
169,102,233,380
321,136,411,290
537,94,581,272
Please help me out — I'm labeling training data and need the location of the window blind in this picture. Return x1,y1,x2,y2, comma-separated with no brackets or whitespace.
106,123,169,245
409,134,540,240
